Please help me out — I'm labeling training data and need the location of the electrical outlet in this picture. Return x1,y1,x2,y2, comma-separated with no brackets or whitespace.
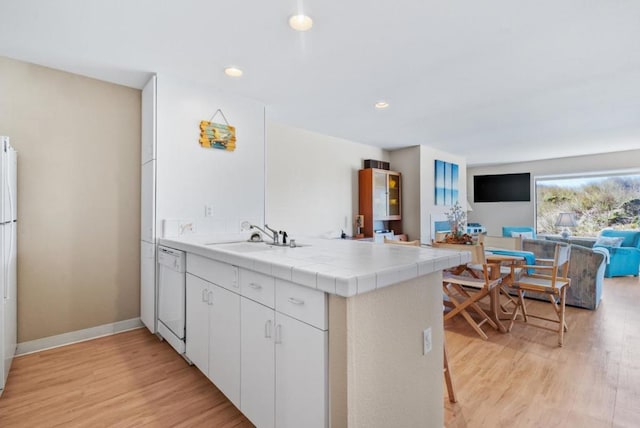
204,205,213,217
423,327,432,355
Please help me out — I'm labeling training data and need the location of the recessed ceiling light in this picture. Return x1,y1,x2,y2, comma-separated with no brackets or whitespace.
289,14,313,31
375,101,390,109
224,67,243,77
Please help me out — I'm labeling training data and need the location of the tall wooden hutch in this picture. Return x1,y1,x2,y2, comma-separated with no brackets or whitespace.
358,168,402,238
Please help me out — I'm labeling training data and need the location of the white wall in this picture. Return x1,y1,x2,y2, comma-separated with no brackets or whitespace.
467,149,640,236
155,74,265,237
266,122,388,238
420,147,468,243
390,146,468,244
389,147,421,241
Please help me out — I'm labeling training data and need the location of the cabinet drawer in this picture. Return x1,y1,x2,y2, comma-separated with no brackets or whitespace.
187,254,239,292
240,269,275,308
275,280,327,330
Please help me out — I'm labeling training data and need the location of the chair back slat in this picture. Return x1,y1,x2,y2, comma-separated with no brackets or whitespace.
479,235,522,251
384,237,420,246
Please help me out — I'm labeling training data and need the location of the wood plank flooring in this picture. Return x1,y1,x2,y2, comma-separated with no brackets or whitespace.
445,275,640,428
0,329,253,428
1,276,638,427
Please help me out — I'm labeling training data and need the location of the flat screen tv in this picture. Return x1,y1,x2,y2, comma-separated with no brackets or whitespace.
473,173,531,202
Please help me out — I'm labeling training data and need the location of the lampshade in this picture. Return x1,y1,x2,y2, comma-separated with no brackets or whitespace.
466,199,473,212
555,212,577,228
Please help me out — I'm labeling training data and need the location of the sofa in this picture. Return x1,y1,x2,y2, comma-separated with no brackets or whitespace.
521,238,608,310
596,229,640,277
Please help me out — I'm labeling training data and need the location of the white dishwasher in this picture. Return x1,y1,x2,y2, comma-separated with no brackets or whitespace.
157,246,186,355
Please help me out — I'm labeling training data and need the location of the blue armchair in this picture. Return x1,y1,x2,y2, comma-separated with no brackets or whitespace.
596,229,640,277
502,226,536,239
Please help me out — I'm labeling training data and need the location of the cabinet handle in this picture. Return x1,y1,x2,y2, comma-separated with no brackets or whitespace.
275,324,282,344
233,267,239,288
202,289,208,302
208,291,213,305
249,282,262,290
288,297,305,305
264,320,272,338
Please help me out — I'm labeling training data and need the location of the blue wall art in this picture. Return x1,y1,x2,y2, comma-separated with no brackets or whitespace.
435,160,459,206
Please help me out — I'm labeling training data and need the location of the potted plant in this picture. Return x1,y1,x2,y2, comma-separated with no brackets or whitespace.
443,202,473,244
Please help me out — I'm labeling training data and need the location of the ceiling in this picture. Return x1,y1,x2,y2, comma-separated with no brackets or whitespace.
1,0,639,166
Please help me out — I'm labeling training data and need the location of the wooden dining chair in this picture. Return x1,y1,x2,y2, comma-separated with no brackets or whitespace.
443,341,457,403
478,234,525,313
442,244,501,340
507,242,571,346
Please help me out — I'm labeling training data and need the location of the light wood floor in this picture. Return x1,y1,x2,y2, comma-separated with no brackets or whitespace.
445,275,640,428
1,277,638,428
0,328,253,427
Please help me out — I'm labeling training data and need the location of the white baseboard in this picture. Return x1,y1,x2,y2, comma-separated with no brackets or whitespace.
16,318,144,356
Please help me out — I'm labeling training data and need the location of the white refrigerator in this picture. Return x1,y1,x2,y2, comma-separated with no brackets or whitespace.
0,136,17,395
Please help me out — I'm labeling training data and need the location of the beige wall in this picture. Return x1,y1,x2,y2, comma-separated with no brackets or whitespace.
0,56,141,342
266,122,389,237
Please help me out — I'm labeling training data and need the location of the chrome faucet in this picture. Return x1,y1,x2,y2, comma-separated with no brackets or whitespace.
265,224,279,244
250,224,279,245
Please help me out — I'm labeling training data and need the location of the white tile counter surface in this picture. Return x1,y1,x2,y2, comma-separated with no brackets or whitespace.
159,236,471,297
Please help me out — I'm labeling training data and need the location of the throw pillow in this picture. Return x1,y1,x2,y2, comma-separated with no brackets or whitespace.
511,231,533,239
594,236,624,248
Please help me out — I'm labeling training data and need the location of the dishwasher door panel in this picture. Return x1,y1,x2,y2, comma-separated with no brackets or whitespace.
158,260,186,340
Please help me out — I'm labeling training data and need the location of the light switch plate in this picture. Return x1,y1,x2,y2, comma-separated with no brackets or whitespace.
423,327,432,355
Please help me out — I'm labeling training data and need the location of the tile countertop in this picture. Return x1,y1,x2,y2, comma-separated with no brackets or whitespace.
158,236,471,298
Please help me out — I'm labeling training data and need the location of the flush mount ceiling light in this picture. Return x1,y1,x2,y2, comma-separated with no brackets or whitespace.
375,101,390,109
289,14,313,31
224,67,243,77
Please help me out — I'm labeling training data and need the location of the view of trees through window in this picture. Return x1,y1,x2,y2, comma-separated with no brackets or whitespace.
536,174,640,237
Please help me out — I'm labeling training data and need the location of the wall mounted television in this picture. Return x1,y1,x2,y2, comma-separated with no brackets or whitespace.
473,173,531,202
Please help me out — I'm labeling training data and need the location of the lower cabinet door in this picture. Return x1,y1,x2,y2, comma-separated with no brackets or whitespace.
240,298,275,428
185,274,209,375
208,283,241,408
140,241,155,333
275,313,328,428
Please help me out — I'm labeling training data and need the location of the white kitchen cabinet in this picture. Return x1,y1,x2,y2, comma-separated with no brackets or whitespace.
140,75,157,335
238,272,328,428
140,241,156,332
141,75,156,164
240,297,275,428
185,274,209,374
141,161,155,244
275,312,328,428
185,273,241,408
208,283,241,408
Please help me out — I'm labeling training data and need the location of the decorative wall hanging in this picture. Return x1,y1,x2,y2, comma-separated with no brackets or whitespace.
434,159,459,206
199,109,236,151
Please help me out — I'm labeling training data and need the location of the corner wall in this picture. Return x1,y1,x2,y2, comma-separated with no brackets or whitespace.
0,56,141,342
390,146,468,244
467,149,640,236
266,122,388,238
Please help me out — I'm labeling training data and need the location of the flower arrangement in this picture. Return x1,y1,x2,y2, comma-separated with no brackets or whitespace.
443,201,473,244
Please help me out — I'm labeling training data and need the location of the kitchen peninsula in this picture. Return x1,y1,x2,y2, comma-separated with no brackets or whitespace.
159,236,470,428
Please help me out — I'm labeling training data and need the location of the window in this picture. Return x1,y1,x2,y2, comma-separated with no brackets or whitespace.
536,174,640,236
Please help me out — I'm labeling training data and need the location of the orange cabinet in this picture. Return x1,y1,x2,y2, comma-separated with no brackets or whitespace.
358,168,402,238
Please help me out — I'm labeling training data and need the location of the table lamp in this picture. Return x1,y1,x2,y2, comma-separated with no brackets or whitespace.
555,212,577,239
